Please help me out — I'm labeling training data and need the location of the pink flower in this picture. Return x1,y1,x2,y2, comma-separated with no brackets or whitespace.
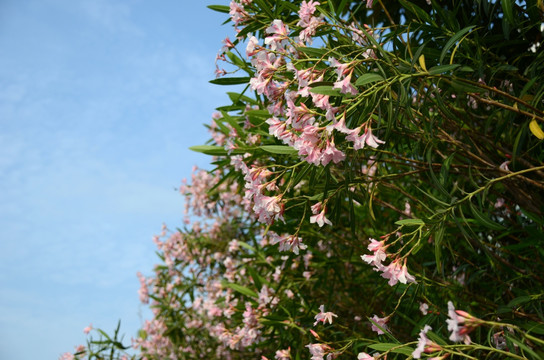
246,36,261,57
269,232,307,255
221,36,235,52
328,57,350,77
298,1,320,24
379,258,416,286
314,304,338,326
363,127,385,148
331,115,353,134
346,126,385,150
265,19,290,51
446,301,481,344
310,93,331,110
229,1,249,26
137,271,149,304
253,194,284,224
321,140,345,165
420,302,429,315
412,325,432,358
370,315,388,334
310,205,333,227
333,71,358,95
266,19,289,37
250,75,271,95
361,238,388,269
398,260,417,284
494,197,505,208
275,348,291,360
357,353,374,360
83,323,93,334
214,67,227,78
306,343,326,360
310,201,323,214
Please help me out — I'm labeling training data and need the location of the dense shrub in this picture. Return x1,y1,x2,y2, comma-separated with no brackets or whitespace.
65,1,544,359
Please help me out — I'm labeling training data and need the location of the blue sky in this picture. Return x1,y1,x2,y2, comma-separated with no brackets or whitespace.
0,0,232,358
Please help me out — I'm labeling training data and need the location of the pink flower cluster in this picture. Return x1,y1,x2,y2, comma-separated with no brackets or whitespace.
361,238,416,286
241,16,385,168
231,155,285,224
297,1,324,45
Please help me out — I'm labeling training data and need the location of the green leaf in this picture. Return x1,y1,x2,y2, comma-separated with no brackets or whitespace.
428,64,460,75
189,145,247,156
253,0,274,19
209,77,250,85
260,145,298,155
277,1,299,13
367,343,414,356
221,281,258,298
237,21,264,39
439,26,475,64
354,73,384,86
506,295,533,308
399,0,432,24
522,322,544,335
246,267,263,290
245,109,272,118
501,0,515,26
468,202,505,231
434,223,446,273
238,241,257,253
207,5,230,13
395,218,425,226
227,92,257,105
308,86,343,96
296,46,330,58
506,336,540,359
450,78,482,94
225,51,248,70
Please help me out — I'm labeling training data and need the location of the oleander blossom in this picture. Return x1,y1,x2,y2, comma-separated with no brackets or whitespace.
346,126,385,150
446,301,482,344
379,258,417,286
269,231,307,255
361,237,388,269
265,19,290,51
333,70,358,95
357,353,375,360
412,325,442,358
370,314,388,334
310,202,333,227
306,343,335,360
420,302,429,315
314,304,338,326
275,348,291,360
